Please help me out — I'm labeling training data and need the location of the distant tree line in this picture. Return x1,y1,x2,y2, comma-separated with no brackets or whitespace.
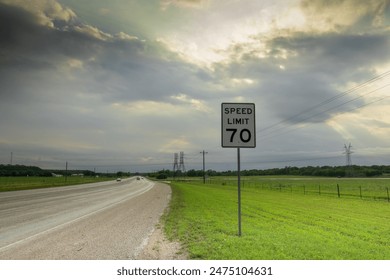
149,165,390,179
0,164,52,177
2,164,390,178
0,164,123,177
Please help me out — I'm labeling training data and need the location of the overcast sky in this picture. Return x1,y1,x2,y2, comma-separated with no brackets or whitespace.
1,0,390,172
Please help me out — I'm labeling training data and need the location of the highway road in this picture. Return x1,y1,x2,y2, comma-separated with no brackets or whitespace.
0,177,171,259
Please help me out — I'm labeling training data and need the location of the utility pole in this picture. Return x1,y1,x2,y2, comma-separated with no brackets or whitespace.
10,152,13,165
200,150,208,184
237,147,241,236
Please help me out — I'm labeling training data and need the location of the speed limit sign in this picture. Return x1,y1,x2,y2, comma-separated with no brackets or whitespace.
221,103,256,148
221,102,256,236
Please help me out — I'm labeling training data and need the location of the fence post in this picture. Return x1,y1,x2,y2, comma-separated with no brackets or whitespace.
337,184,340,198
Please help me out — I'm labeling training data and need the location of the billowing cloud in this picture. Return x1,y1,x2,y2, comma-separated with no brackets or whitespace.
0,0,212,104
210,1,390,124
1,0,390,171
0,0,213,169
300,0,390,31
1,0,76,27
161,0,206,9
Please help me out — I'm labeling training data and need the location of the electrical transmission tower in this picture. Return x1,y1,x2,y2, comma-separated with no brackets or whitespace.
343,143,353,177
173,152,185,177
173,153,179,173
344,143,353,166
178,151,186,173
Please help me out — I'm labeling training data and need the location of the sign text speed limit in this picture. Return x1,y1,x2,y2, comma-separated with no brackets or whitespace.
221,103,256,148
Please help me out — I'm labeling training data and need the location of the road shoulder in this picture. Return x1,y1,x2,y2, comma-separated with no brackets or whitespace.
136,224,188,260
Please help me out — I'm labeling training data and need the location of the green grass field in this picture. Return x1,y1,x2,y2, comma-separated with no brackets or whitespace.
163,177,390,260
0,176,113,192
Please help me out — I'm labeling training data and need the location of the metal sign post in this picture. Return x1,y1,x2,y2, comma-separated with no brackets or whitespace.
221,103,256,237
237,147,241,236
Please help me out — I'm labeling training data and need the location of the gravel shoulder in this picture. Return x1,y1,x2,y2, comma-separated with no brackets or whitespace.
136,224,188,260
136,181,188,260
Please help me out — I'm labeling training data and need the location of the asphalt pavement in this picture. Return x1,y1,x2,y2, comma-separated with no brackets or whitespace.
0,177,171,259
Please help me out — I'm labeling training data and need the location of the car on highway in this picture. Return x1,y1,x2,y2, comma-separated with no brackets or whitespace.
116,178,122,182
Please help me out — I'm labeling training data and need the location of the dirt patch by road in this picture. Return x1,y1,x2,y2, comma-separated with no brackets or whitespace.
136,224,188,260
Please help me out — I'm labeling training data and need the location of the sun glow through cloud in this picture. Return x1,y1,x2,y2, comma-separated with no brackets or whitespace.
1,0,390,171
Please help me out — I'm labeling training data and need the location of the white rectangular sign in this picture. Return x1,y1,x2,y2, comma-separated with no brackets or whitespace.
221,103,256,148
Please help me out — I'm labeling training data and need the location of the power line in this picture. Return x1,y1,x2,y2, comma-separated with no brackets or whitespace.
258,69,390,133
257,70,390,137
259,83,390,141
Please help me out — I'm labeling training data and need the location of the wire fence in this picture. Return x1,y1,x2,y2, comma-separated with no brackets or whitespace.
200,178,390,203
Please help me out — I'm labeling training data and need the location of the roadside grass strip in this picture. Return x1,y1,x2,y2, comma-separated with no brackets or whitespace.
163,181,390,260
0,176,113,192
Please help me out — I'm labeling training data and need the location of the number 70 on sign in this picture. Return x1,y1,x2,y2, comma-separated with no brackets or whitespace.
221,103,256,148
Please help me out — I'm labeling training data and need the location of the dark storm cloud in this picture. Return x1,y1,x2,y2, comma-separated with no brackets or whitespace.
0,0,214,169
0,1,203,105
85,49,203,103
0,3,98,65
0,2,103,102
1,0,389,170
262,32,390,122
